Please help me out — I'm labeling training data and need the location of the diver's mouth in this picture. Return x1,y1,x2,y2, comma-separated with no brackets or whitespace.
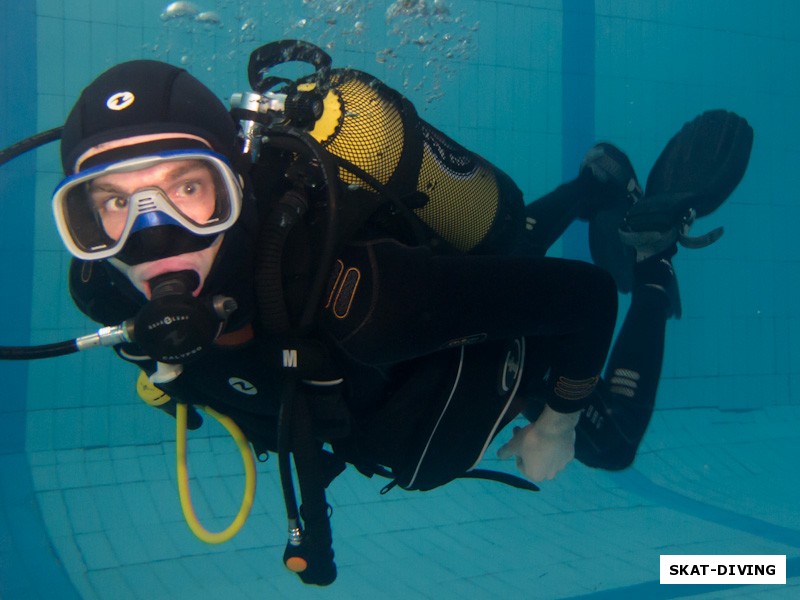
147,270,201,299
107,232,222,301
139,258,204,298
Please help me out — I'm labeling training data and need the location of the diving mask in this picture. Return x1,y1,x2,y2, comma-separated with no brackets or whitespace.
53,149,243,261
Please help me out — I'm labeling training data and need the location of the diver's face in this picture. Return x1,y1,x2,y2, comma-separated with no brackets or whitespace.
78,134,224,300
78,134,228,300
89,159,218,241
98,158,222,300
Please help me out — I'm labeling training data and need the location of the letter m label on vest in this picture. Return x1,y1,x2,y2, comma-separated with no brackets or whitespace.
283,349,298,368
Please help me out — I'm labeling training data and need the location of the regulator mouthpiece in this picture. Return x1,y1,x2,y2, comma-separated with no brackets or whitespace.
150,270,200,297
131,271,236,364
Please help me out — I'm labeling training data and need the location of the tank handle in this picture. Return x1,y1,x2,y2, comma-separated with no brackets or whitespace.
248,39,332,95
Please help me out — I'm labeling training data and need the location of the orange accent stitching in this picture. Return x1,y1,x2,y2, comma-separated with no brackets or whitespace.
333,267,361,319
325,259,345,309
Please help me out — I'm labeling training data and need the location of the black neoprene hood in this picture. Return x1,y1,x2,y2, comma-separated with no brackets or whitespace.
60,60,238,173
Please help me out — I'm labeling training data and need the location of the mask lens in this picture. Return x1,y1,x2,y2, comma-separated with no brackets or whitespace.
62,183,119,254
54,151,242,260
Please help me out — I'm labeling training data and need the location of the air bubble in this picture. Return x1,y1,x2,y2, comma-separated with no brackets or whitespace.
195,11,221,25
160,1,199,21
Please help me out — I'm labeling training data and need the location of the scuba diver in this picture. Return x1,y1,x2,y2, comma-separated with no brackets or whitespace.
2,40,752,586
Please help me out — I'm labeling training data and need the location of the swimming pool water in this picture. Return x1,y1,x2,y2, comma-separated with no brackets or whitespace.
1,1,798,598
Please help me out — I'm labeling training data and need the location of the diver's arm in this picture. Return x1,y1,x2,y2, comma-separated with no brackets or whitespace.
323,240,616,370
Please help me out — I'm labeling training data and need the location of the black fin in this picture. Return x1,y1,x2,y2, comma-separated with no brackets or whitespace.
626,110,754,233
646,109,753,217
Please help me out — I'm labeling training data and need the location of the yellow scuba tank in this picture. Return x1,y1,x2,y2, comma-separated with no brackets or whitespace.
305,69,524,254
241,40,524,255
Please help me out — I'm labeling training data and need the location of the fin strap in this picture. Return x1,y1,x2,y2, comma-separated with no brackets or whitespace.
679,225,724,249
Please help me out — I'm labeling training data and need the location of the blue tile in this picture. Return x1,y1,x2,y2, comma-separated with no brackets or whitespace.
75,531,119,569
87,570,138,600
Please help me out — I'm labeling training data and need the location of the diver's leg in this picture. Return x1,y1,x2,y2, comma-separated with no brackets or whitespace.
323,240,618,415
516,180,583,257
538,112,753,470
516,143,641,259
574,253,674,469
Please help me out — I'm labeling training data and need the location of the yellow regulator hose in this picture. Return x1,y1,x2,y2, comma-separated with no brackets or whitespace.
176,402,257,544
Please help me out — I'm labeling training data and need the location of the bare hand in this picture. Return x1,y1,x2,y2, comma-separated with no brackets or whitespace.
497,406,580,482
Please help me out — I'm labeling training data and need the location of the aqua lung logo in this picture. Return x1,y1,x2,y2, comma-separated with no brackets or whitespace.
228,377,258,396
162,330,189,347
147,315,189,330
498,337,524,393
420,123,478,178
106,91,135,110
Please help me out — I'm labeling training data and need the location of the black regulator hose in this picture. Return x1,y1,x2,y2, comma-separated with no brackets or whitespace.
0,127,68,359
0,321,134,360
1,272,235,363
254,127,340,585
255,187,309,335
0,127,62,167
0,340,79,360
255,129,340,330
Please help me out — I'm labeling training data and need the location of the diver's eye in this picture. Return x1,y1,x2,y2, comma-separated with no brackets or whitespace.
180,181,201,196
171,180,210,203
102,196,129,213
